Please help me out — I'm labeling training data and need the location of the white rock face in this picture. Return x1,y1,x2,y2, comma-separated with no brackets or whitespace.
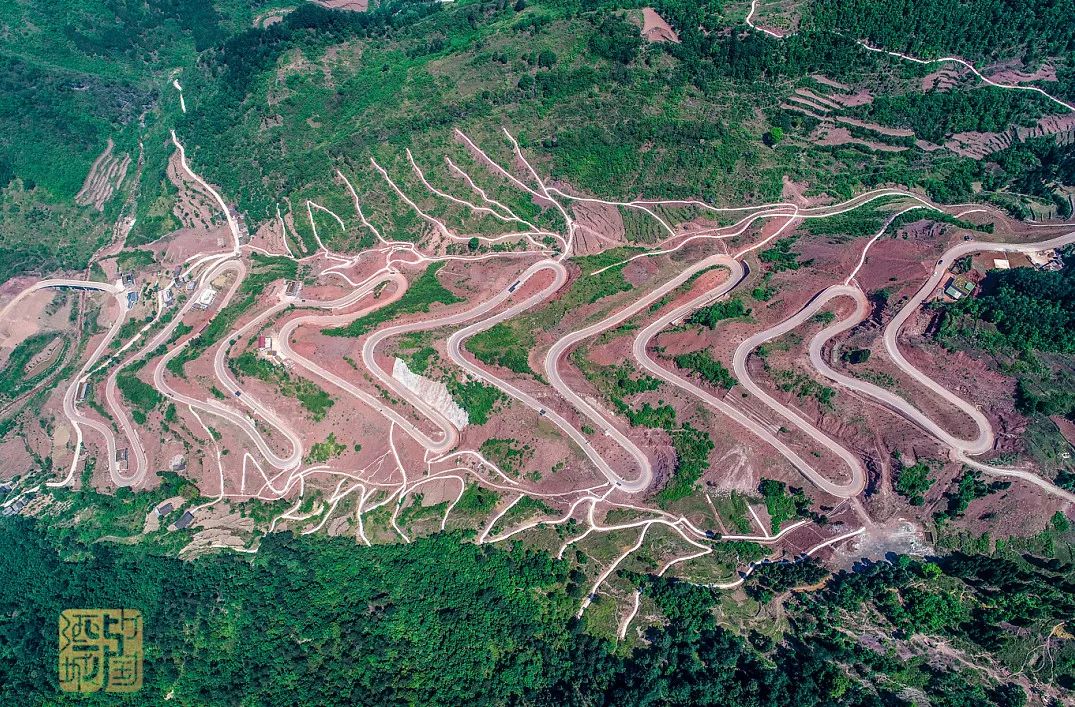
392,358,469,430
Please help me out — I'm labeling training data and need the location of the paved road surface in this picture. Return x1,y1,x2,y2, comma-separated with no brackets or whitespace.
631,257,867,498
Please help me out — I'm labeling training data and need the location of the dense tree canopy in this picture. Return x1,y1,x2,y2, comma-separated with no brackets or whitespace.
945,250,1075,354
0,518,872,706
807,0,1075,66
4,504,1073,704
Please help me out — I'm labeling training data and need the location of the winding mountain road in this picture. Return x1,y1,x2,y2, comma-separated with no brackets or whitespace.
445,260,663,491
804,232,1075,503
710,227,1075,504
153,260,305,472
630,257,868,498
730,287,869,495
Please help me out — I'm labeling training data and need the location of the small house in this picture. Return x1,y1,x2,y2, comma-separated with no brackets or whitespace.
944,276,975,300
194,287,218,310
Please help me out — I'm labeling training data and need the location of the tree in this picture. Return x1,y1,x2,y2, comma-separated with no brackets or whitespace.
894,460,933,505
840,348,870,364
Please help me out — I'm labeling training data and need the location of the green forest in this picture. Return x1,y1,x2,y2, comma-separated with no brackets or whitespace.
2,516,1071,705
947,250,1075,355
0,0,267,277
806,0,1075,69
937,252,1075,367
5,0,1075,283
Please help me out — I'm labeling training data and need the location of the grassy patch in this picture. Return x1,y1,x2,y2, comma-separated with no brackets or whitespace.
840,347,871,364
232,351,334,421
657,424,715,505
562,248,642,307
116,363,163,416
406,346,438,375
759,237,812,272
751,273,777,301
0,333,66,399
453,483,498,516
572,351,661,397
447,377,504,426
109,315,152,351
759,479,811,533
493,496,555,533
933,470,1010,525
571,349,672,427
612,399,677,428
674,349,736,390
712,493,753,535
797,202,892,241
324,263,461,338
306,433,347,464
466,322,535,376
115,249,157,272
894,459,935,506
688,298,750,329
771,368,835,408
479,437,533,477
397,494,448,529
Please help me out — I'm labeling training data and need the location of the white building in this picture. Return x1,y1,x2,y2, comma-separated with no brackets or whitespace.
194,287,218,310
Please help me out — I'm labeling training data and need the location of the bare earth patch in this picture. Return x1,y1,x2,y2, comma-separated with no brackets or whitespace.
809,74,849,91
0,287,51,356
1017,113,1075,140
944,131,1015,160
311,0,369,11
834,116,914,138
811,126,907,153
570,199,626,254
807,80,874,108
794,88,841,111
921,68,965,92
75,139,131,211
782,176,832,207
640,8,679,44
985,60,1057,85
